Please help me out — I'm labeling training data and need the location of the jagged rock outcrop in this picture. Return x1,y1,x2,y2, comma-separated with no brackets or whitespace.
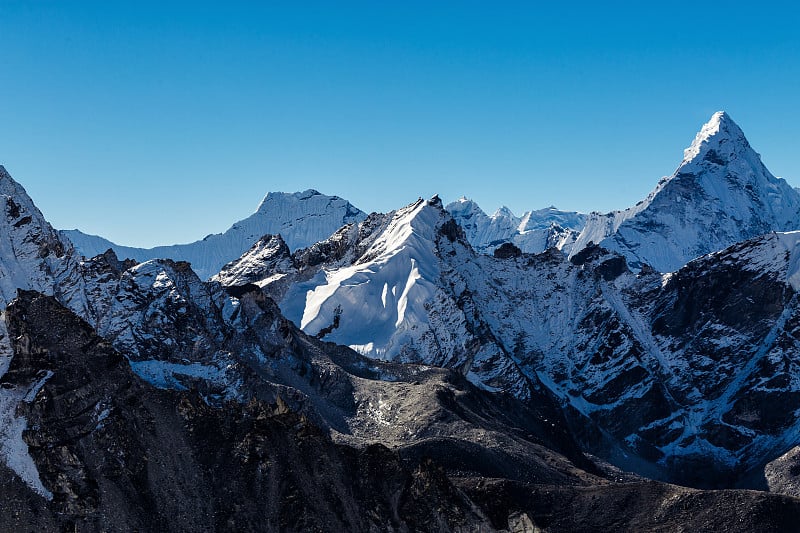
4,292,800,532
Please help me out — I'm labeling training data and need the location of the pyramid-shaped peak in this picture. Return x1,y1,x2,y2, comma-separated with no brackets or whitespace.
705,111,745,138
492,206,517,219
682,110,750,163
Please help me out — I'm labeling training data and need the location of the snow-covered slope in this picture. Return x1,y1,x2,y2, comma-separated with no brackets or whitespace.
446,197,586,255
288,197,443,357
435,231,800,485
0,166,86,313
217,196,538,398
62,189,366,279
570,111,800,272
215,190,800,486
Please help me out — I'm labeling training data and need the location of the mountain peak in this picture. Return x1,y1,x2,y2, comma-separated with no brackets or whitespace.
492,206,517,220
570,110,800,273
0,164,30,199
446,197,484,216
682,110,749,164
256,190,321,211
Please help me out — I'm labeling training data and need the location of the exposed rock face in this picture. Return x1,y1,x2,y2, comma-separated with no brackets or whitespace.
3,291,800,531
1,291,495,531
463,479,800,533
763,446,800,498
493,242,522,259
213,234,295,288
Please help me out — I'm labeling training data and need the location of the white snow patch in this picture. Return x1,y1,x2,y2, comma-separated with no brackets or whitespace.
129,360,227,390
283,198,442,361
0,369,55,500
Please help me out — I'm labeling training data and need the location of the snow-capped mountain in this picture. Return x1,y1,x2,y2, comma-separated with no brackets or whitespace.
6,108,800,529
215,197,538,399
62,189,366,279
446,197,586,255
570,111,800,272
0,166,85,311
216,189,800,486
0,172,594,525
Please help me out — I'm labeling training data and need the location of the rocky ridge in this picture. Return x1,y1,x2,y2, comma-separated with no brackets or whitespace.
216,189,800,487
4,290,800,532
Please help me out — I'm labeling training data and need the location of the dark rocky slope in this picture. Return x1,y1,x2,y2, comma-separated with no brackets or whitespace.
1,291,493,531
4,292,800,531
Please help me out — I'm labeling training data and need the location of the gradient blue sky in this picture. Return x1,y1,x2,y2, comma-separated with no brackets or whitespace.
1,1,799,247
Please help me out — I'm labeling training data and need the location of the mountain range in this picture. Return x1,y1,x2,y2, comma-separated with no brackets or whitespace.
4,111,800,531
62,189,366,280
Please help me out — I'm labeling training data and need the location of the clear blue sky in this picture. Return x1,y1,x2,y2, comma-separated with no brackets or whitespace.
1,1,799,247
